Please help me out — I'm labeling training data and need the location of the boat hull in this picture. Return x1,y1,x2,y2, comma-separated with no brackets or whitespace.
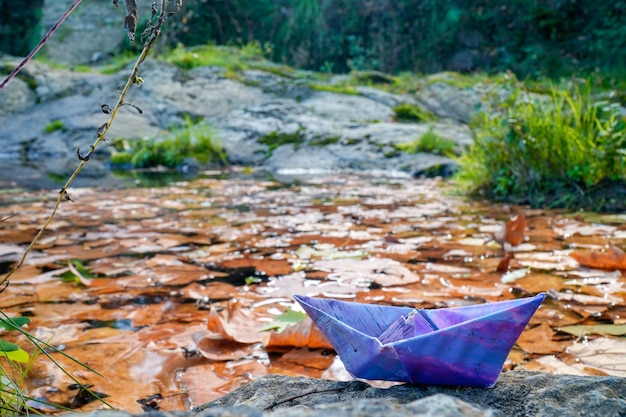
294,293,545,387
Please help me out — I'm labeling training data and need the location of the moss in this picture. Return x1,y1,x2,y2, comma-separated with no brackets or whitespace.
308,83,359,95
43,119,65,134
395,131,458,157
310,136,340,146
258,130,306,156
351,70,395,85
393,103,438,123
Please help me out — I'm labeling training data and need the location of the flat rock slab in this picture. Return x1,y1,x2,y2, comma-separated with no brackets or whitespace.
60,372,626,416
192,372,626,417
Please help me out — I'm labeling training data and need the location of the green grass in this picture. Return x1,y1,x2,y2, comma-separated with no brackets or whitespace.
393,103,438,123
455,82,626,210
111,117,227,169
43,119,65,133
165,42,267,71
395,130,458,157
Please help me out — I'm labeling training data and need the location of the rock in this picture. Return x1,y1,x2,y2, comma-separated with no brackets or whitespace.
196,372,626,417
41,0,126,65
0,55,481,188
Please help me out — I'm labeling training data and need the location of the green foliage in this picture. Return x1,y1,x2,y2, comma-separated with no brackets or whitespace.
393,103,438,123
165,42,267,71
111,117,227,169
0,1,43,56
258,310,307,333
456,83,626,210
258,130,306,157
161,1,626,80
0,315,30,415
43,119,65,134
396,131,458,157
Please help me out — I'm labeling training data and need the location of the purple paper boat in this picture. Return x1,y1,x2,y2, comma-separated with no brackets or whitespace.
294,293,545,388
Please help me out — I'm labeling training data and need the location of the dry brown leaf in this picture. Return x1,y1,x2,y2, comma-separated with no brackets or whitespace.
207,300,270,345
193,331,253,361
516,322,570,355
265,317,333,349
494,213,527,246
570,244,626,270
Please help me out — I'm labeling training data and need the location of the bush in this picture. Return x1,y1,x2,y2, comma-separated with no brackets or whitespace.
456,83,626,210
396,131,458,157
111,117,227,169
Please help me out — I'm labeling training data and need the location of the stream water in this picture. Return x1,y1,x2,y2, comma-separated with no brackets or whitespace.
0,172,625,413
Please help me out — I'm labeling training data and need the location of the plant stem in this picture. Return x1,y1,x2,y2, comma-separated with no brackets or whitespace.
1,0,172,284
0,0,83,91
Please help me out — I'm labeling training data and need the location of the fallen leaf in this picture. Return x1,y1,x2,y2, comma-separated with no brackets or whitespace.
570,244,626,270
558,324,626,337
193,331,253,361
494,213,527,246
567,337,626,377
496,253,513,272
501,268,530,283
258,310,307,333
266,317,333,349
516,322,570,355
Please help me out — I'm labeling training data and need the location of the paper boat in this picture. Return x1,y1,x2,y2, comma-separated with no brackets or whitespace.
294,293,545,387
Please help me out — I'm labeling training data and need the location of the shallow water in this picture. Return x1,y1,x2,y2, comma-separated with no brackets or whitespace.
0,174,625,412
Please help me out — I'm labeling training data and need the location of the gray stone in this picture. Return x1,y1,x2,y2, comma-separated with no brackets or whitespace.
197,372,626,417
0,56,491,189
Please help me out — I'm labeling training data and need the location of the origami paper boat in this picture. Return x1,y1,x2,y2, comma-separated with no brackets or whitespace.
294,293,545,388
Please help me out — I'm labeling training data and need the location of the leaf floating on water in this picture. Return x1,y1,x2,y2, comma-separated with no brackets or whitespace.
570,244,626,270
567,337,626,377
516,322,569,355
494,213,527,247
258,309,307,333
501,268,530,283
559,324,626,337
266,317,333,349
496,253,513,272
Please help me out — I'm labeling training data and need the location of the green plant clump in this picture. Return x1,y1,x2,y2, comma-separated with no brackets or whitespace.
456,84,626,210
396,131,458,157
111,117,227,169
43,119,65,133
393,103,438,123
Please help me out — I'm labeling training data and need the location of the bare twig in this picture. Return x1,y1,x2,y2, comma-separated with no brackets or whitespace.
0,0,83,91
2,0,178,283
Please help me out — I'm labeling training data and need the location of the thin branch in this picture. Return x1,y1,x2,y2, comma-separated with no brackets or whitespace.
0,0,83,91
1,0,173,283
